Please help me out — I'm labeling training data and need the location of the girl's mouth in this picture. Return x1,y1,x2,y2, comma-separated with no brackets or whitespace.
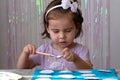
59,42,67,45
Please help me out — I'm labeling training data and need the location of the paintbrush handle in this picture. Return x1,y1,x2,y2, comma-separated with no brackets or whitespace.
36,51,51,56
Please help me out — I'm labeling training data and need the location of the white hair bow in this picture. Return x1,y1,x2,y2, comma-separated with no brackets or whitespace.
45,0,79,20
61,0,78,12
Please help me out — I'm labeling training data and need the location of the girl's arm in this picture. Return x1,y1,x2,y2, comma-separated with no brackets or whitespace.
16,44,36,69
16,52,36,69
73,54,93,69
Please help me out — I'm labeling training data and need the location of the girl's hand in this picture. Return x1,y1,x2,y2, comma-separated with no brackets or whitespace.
22,44,36,55
62,48,76,62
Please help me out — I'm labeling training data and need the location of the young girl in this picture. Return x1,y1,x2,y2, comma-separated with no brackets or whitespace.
17,0,93,70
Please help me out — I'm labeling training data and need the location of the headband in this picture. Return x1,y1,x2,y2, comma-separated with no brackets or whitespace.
45,0,79,20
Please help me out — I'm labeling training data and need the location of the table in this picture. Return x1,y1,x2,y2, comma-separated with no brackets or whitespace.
0,69,120,80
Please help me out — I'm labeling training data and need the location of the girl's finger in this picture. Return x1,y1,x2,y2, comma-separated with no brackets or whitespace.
32,45,36,54
62,48,69,57
66,52,74,61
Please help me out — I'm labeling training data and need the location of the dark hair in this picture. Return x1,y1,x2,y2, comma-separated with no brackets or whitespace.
42,0,84,38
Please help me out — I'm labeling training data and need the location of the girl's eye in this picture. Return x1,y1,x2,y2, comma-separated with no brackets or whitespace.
65,29,72,32
53,30,59,33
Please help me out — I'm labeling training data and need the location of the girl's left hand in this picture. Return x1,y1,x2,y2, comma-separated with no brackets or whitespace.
62,48,76,62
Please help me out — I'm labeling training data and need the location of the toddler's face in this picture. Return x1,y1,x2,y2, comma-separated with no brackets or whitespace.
47,15,78,50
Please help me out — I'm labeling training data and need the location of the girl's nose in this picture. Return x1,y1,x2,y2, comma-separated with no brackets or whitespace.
59,32,65,39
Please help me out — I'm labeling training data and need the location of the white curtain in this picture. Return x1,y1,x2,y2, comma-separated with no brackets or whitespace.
7,0,110,69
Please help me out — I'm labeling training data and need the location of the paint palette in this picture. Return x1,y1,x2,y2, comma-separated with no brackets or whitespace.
0,71,22,80
39,70,54,74
32,69,120,80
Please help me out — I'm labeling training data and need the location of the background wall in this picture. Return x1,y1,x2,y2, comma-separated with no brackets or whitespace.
110,0,120,69
0,0,8,68
0,0,120,69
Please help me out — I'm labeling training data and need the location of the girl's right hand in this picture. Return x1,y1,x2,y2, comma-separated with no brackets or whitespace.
22,44,36,55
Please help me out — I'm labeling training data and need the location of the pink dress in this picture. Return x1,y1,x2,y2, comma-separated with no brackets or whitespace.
30,43,90,70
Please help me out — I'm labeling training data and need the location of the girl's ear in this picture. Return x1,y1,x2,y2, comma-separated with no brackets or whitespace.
76,28,78,34
46,26,50,33
75,27,79,37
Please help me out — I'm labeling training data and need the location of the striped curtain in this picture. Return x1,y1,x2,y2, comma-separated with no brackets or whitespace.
7,0,110,69
81,0,110,68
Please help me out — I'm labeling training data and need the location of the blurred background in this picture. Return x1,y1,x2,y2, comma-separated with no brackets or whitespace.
0,0,120,69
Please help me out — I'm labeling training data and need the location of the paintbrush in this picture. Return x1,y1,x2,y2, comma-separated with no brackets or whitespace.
36,51,62,58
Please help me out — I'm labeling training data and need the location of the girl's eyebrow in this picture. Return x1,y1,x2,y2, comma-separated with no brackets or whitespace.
65,27,73,30
50,26,74,31
51,27,73,30
51,29,59,30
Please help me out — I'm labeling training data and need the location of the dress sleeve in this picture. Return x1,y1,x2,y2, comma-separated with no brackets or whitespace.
77,45,91,61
